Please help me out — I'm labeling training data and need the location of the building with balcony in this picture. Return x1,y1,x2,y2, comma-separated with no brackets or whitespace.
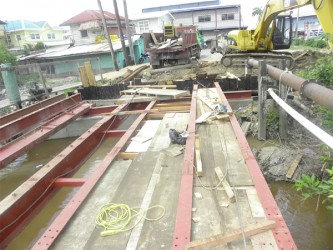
60,10,129,46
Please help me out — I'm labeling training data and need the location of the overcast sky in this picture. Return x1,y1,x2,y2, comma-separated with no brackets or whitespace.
0,0,268,28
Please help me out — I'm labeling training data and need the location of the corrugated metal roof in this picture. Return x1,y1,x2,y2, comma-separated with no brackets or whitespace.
170,4,239,13
0,20,6,25
20,35,142,60
61,10,124,26
130,11,174,21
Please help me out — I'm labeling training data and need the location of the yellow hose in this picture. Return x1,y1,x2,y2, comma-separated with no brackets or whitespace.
95,203,165,237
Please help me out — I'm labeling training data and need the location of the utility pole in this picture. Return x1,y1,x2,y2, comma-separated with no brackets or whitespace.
123,0,135,65
113,0,130,66
295,8,299,38
97,0,119,71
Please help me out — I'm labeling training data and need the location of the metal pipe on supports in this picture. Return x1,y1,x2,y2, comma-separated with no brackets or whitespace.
247,58,333,111
268,88,333,149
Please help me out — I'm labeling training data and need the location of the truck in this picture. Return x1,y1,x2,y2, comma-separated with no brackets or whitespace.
142,25,202,69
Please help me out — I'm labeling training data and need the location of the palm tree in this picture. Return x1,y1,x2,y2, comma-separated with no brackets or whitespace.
252,7,263,23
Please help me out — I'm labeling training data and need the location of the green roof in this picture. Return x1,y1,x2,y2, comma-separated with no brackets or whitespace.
5,20,46,31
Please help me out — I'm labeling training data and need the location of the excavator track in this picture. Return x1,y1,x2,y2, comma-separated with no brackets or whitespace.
221,52,294,69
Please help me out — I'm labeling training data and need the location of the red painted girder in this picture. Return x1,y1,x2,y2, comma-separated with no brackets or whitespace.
0,103,91,169
172,85,197,249
86,105,119,116
0,94,82,143
214,82,297,250
32,101,156,249
224,90,252,99
53,178,86,187
99,130,127,137
0,94,65,126
0,104,127,247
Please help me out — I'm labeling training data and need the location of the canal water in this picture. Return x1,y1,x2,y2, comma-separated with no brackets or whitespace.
248,137,333,250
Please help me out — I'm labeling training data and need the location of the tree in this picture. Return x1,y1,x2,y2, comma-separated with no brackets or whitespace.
0,42,16,65
252,7,263,22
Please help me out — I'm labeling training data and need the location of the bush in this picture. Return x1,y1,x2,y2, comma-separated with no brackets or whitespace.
0,42,17,65
298,55,333,87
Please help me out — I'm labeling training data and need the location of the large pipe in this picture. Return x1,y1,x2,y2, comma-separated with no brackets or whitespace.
268,88,333,149
248,58,333,111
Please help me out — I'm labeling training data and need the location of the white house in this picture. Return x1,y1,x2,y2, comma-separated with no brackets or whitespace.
131,11,174,34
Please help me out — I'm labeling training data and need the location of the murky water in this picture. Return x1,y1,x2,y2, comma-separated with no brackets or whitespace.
0,138,75,200
5,137,119,249
247,136,333,250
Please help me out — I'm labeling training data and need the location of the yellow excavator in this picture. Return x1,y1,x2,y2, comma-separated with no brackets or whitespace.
221,0,333,67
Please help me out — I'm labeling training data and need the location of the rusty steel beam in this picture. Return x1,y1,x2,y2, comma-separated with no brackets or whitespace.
224,90,252,99
0,104,127,248
86,105,119,116
32,101,156,249
0,94,82,143
248,58,333,111
100,129,127,137
172,85,197,250
0,103,91,169
214,82,297,250
0,94,65,126
53,178,86,187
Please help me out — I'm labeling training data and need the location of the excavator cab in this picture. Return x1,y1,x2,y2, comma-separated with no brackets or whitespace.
272,15,292,49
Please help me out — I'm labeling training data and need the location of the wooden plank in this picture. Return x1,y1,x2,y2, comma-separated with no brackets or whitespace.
84,61,97,86
127,85,177,89
195,136,203,176
246,188,266,218
126,120,161,153
150,30,158,45
241,121,251,136
286,152,303,178
121,88,189,98
185,220,276,250
215,167,235,203
195,111,213,124
117,152,138,159
199,96,216,110
79,66,89,88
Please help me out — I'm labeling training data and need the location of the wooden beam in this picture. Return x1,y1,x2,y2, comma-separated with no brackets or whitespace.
215,167,235,203
127,85,177,89
185,220,276,250
117,152,138,159
195,136,203,176
84,61,97,86
286,152,303,179
150,30,158,45
78,66,89,88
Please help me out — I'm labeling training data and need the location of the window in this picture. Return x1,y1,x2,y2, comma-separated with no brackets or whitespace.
30,33,40,40
47,33,55,39
6,34,11,43
198,15,211,22
80,30,88,38
138,20,149,33
16,34,21,41
222,13,235,21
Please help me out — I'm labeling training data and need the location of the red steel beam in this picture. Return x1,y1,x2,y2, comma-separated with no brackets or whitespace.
0,94,82,143
224,90,252,99
0,103,91,169
172,85,197,249
86,105,119,116
53,178,86,187
99,130,127,137
0,104,127,248
214,82,297,250
32,101,156,249
0,94,65,126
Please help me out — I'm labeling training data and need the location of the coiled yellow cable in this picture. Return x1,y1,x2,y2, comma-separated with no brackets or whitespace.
95,203,165,237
